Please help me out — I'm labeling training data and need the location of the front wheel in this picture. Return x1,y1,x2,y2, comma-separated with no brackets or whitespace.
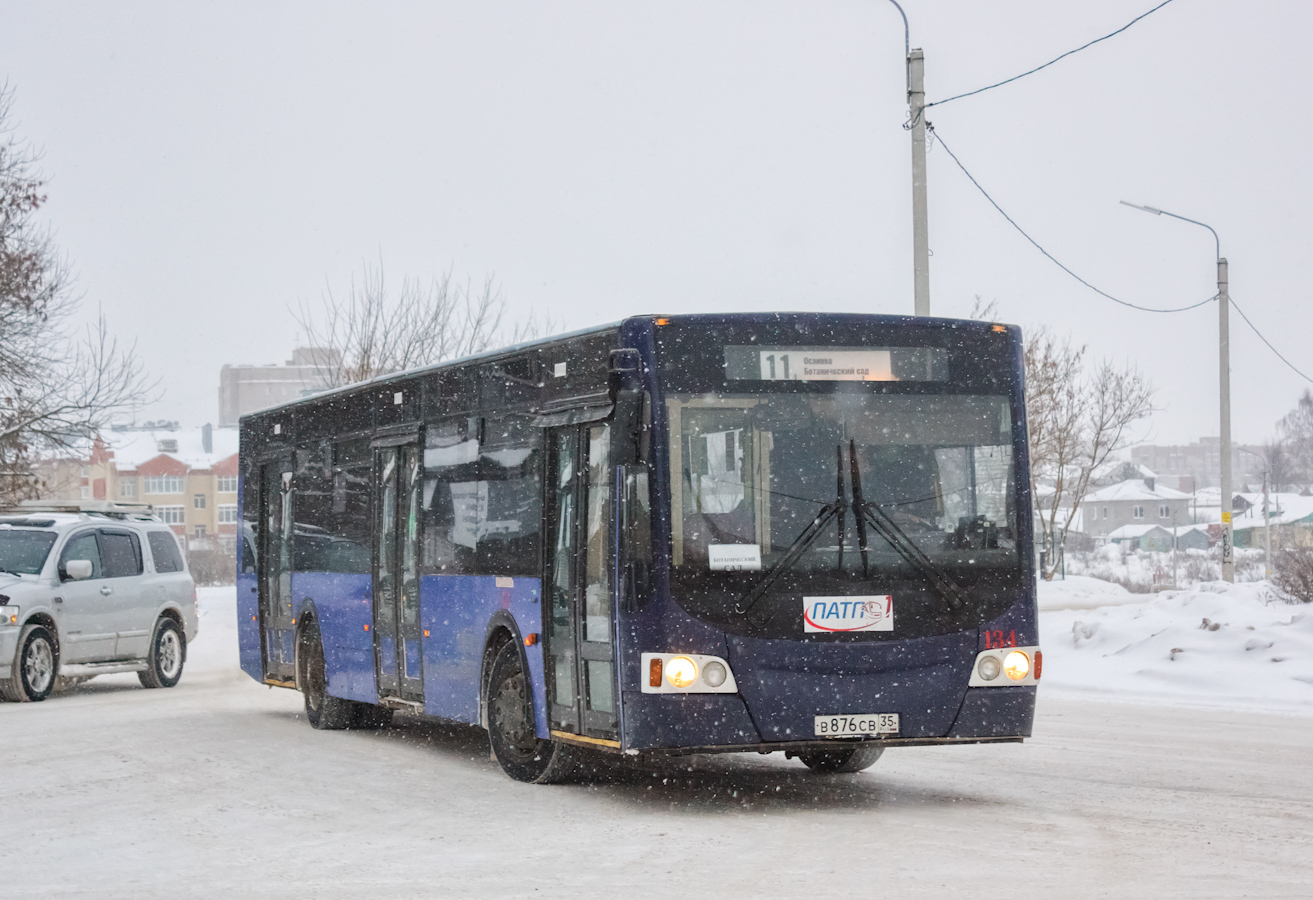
487,642,576,783
138,618,185,689
6,625,57,702
797,744,884,774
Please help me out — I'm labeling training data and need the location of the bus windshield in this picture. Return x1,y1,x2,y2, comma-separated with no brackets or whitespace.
667,390,1018,578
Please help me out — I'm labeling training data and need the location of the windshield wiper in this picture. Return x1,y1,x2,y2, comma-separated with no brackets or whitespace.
848,439,964,611
735,445,848,622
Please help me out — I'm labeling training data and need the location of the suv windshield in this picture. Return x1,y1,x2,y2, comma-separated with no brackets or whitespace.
0,530,57,575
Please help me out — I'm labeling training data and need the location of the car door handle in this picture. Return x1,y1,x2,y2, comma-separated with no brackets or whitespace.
100,586,113,596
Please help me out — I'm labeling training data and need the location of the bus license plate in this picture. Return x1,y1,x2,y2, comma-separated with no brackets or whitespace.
814,713,899,738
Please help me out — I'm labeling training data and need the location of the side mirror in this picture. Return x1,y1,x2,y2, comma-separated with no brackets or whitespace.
65,559,94,581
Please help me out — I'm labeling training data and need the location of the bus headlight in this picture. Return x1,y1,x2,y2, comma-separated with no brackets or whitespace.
968,645,1040,687
1003,650,1031,681
665,657,697,688
640,653,738,694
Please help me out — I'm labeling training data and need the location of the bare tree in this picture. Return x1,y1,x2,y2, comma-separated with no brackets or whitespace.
1264,440,1297,494
1277,389,1313,489
292,259,553,389
1025,327,1154,580
0,86,155,505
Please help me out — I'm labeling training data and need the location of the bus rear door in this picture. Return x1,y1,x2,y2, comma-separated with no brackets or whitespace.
372,439,425,707
258,461,295,684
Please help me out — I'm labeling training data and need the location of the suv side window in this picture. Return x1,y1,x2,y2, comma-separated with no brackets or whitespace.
148,531,184,573
61,531,103,580
100,530,144,578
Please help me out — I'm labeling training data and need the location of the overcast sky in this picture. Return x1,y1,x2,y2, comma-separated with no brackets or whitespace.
2,0,1310,446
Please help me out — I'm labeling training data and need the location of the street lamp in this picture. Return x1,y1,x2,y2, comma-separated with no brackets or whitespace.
885,0,930,316
1120,201,1234,582
1238,446,1273,579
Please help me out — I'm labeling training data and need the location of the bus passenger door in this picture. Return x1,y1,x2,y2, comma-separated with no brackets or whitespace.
259,462,296,683
372,442,424,706
545,424,618,743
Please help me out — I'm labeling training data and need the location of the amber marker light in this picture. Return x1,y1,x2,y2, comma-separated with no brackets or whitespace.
665,656,697,688
1003,650,1031,681
648,658,663,687
1033,650,1043,681
524,633,539,646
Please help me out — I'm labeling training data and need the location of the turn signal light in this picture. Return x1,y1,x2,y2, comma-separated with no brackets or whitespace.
1003,650,1030,681
648,658,663,687
1033,650,1043,681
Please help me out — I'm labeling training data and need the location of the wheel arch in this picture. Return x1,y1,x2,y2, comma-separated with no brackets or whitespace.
8,609,59,683
480,611,529,730
155,607,187,661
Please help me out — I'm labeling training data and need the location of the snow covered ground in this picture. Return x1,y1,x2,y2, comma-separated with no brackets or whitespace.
3,586,1311,898
1039,577,1313,714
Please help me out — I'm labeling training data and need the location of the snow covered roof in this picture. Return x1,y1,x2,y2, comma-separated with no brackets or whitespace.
106,426,239,471
1086,479,1192,503
1107,523,1173,541
1231,493,1313,529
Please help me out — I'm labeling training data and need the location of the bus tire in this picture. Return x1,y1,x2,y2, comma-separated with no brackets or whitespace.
797,744,884,774
298,620,353,730
138,617,185,689
486,642,576,784
4,625,57,702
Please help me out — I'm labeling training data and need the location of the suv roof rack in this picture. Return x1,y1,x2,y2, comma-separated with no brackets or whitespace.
0,500,160,522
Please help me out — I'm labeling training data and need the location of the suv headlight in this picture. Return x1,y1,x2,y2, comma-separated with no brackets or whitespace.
0,605,18,627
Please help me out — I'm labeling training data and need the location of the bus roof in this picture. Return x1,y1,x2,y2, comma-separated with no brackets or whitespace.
239,312,1015,424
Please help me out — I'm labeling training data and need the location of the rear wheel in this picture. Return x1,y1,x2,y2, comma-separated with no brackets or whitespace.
298,620,354,730
797,744,884,774
138,618,185,689
6,625,57,702
487,642,576,783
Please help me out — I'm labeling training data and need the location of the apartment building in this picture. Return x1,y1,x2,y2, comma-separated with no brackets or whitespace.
44,423,243,551
218,346,339,426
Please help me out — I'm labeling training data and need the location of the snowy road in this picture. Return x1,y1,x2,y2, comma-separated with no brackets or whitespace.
4,589,1311,898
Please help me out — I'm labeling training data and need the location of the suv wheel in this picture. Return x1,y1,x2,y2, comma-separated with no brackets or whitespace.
138,617,185,689
7,625,58,702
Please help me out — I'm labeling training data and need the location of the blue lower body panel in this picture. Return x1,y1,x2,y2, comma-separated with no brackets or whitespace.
236,574,261,680
293,573,375,702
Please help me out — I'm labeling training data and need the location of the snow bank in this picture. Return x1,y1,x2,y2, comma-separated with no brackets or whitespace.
1037,574,1139,610
1039,580,1313,714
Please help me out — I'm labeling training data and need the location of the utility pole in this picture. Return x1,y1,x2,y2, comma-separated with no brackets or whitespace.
908,48,930,317
1262,466,1272,578
1218,258,1234,582
1121,201,1233,581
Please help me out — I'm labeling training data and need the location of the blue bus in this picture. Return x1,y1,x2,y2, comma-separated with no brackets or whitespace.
237,313,1040,782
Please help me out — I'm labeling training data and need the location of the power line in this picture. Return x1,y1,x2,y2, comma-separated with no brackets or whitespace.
930,124,1215,314
1229,296,1313,385
926,0,1178,110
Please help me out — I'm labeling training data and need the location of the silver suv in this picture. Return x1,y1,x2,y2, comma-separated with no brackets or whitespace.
0,502,198,702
